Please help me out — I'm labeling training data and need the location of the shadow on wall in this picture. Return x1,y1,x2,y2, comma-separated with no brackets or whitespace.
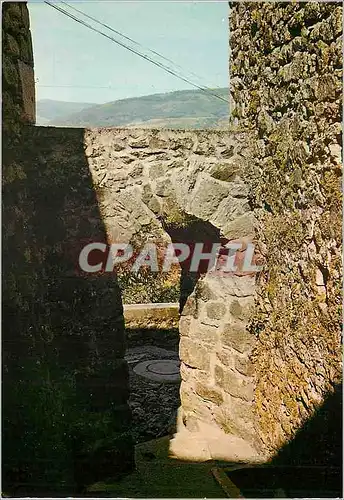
3,126,134,496
270,381,342,468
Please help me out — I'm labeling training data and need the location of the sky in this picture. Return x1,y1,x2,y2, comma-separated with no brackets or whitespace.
28,1,229,104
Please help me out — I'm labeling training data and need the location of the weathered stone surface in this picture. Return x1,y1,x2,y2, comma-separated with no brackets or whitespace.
211,196,250,229
149,162,170,180
215,365,253,402
3,55,19,89
191,324,219,345
189,176,230,219
205,302,227,320
195,280,218,301
231,1,342,456
234,354,254,377
141,183,161,214
18,60,35,123
155,177,174,197
216,348,234,368
214,403,257,445
205,275,255,299
223,213,255,240
179,338,210,371
229,298,254,321
180,384,214,422
196,421,262,462
221,322,255,354
195,382,223,406
5,33,20,57
128,137,149,148
181,296,197,318
179,316,191,337
209,162,239,182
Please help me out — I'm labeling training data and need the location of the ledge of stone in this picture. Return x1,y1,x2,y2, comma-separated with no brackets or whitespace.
123,302,179,329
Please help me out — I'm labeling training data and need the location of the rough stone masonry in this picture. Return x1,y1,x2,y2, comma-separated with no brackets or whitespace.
229,1,342,456
2,0,342,493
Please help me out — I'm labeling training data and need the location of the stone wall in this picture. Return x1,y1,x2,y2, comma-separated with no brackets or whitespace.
83,127,253,307
179,273,259,450
2,2,35,135
83,127,249,241
2,5,132,493
3,117,256,489
3,1,342,490
3,125,134,494
81,127,260,453
230,1,342,457
34,126,259,455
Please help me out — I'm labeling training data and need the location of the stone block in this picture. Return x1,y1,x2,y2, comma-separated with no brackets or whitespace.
155,177,173,197
234,354,254,376
214,365,253,402
179,316,191,336
179,384,201,413
209,162,240,182
195,280,217,301
221,322,255,353
229,297,254,321
5,33,20,57
190,176,230,219
211,196,250,230
213,403,257,445
19,34,33,63
169,428,212,461
128,137,149,148
181,295,197,317
195,382,223,406
206,274,255,298
149,137,169,149
6,2,22,18
192,324,219,345
196,421,261,462
179,338,210,371
141,183,161,214
18,60,35,123
3,55,19,89
184,413,201,432
149,162,170,180
206,301,227,320
216,348,234,368
21,3,31,30
223,213,255,240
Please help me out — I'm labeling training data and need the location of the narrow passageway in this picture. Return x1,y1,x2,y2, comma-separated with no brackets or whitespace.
125,327,181,444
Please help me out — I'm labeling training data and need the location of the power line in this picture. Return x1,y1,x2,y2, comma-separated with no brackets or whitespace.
43,1,229,105
44,0,228,104
36,85,118,89
60,0,220,89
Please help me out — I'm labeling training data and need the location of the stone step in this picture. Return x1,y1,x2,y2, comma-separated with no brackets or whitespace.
169,421,265,464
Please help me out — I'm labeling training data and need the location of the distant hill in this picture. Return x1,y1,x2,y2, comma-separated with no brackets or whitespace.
36,99,96,125
42,88,229,129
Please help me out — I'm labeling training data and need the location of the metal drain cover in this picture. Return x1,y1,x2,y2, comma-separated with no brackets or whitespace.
133,359,181,383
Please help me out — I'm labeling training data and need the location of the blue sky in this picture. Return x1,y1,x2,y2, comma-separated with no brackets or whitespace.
28,1,229,104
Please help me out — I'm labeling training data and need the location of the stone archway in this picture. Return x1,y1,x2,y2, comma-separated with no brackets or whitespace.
83,126,261,460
